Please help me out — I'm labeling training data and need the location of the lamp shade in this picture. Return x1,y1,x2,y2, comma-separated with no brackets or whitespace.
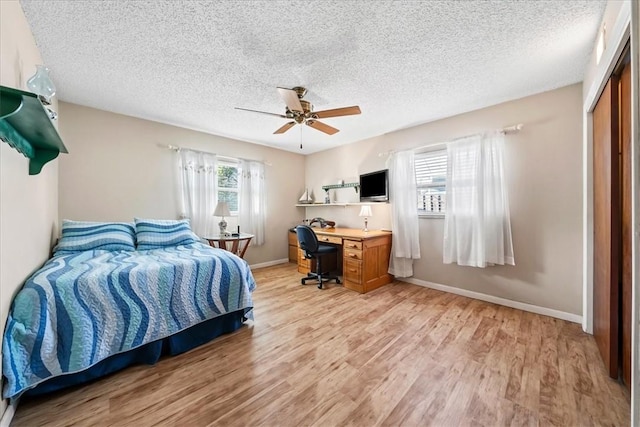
359,205,373,217
214,201,231,217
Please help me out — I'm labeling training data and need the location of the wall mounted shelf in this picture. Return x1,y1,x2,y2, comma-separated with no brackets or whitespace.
295,202,376,207
322,182,359,193
296,203,349,207
0,85,68,175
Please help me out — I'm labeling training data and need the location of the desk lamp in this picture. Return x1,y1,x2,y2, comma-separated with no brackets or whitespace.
214,201,231,235
359,205,373,232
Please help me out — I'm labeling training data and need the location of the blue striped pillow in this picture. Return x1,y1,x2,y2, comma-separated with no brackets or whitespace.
134,218,199,250
54,220,136,254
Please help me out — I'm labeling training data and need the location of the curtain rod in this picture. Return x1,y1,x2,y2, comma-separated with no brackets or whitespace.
378,123,524,157
160,144,272,166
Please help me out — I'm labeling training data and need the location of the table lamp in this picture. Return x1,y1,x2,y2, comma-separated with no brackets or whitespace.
359,205,373,232
214,201,231,235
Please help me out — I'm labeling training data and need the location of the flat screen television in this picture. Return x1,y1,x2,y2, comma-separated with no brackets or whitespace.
359,169,389,202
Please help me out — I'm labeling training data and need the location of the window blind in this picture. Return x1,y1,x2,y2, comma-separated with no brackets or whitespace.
415,149,447,214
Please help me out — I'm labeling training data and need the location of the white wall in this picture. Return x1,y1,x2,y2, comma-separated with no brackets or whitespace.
0,0,59,418
298,133,392,231
305,84,583,317
58,102,305,266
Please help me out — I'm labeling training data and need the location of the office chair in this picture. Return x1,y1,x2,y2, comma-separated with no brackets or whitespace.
295,225,341,289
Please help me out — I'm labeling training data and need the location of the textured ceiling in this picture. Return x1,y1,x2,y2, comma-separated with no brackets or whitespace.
20,0,606,154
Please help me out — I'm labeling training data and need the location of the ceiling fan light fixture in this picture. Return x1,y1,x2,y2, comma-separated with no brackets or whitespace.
299,99,312,113
292,86,307,98
236,86,361,137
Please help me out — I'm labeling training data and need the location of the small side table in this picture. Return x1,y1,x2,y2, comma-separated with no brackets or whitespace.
204,233,254,259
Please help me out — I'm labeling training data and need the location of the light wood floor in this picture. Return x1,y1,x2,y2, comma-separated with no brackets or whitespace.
13,263,629,426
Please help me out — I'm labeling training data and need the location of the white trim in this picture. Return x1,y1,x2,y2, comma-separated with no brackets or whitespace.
418,213,445,219
399,277,582,324
582,0,631,334
582,112,594,333
584,2,631,112
630,0,639,424
0,400,17,427
414,142,447,154
249,258,289,270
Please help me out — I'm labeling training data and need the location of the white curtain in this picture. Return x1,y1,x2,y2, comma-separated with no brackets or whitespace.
238,160,266,245
388,150,421,277
443,132,515,267
177,150,217,237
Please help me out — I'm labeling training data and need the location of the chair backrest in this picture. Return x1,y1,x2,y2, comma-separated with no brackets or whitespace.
295,225,319,255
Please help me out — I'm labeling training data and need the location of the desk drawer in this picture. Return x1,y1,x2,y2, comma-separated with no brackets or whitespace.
344,258,362,284
317,235,342,245
288,245,298,263
288,231,298,246
343,240,362,250
298,249,310,265
344,248,363,261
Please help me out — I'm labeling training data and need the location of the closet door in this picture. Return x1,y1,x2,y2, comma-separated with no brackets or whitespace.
619,62,631,390
593,76,620,378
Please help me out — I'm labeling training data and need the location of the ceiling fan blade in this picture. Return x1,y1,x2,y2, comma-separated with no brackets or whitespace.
312,106,361,119
235,107,287,118
274,121,296,134
277,87,304,113
306,120,339,135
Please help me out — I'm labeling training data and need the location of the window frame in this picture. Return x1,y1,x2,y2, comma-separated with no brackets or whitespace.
217,159,239,216
415,145,447,218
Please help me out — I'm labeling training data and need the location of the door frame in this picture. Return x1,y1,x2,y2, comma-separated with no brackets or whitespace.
583,0,638,423
583,1,630,336
631,1,639,423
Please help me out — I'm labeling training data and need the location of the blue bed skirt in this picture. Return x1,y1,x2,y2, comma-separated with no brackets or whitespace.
22,310,247,397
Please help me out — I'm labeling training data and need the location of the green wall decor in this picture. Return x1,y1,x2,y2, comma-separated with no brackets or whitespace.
0,85,68,175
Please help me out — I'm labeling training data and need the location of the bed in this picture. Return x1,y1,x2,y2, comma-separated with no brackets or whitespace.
2,219,256,400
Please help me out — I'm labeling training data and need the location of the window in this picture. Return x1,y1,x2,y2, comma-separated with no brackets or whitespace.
217,160,239,214
415,148,447,215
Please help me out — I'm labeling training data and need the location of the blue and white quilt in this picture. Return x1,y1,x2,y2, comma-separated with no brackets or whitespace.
3,242,256,399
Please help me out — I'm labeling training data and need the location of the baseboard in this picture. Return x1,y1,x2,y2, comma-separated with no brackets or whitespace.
399,277,582,324
0,399,17,427
249,258,289,269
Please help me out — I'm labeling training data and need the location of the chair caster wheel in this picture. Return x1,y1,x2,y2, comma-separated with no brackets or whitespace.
336,278,341,284
317,284,323,289
301,279,305,285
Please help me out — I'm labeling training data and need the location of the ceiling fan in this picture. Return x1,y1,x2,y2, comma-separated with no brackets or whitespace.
235,87,361,135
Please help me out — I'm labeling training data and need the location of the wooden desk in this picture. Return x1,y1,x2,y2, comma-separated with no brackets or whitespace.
205,233,254,259
289,227,393,294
